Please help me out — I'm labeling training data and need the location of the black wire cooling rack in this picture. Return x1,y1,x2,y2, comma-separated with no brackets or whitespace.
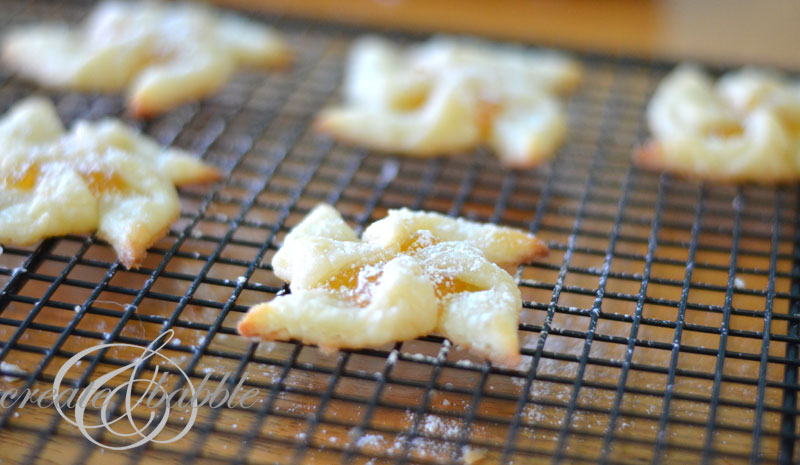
0,1,799,464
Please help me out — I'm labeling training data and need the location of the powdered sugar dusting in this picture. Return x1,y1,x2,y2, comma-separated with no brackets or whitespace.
387,349,399,365
356,432,387,449
260,203,535,365
1,362,25,381
422,414,461,440
347,410,487,463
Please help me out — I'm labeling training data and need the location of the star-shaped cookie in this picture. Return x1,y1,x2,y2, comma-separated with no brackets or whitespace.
238,204,547,366
315,36,580,167
2,1,290,117
0,97,220,268
637,64,800,183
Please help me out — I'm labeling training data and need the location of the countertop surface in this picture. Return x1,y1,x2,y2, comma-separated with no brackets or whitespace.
216,0,800,71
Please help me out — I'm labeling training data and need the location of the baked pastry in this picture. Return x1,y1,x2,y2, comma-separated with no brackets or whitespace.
2,1,290,117
0,97,220,268
315,36,580,167
637,64,800,183
238,204,547,366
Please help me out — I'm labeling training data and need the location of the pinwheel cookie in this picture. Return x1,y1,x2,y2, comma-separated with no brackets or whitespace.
2,1,290,117
637,65,800,183
0,97,220,268
315,36,580,167
238,204,547,366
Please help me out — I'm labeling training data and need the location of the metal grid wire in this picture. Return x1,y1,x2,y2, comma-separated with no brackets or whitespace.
0,1,799,464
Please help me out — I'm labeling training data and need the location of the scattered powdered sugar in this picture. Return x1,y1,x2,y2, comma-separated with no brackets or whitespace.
73,305,82,313
386,349,399,365
734,277,746,289
1,362,25,381
455,359,479,369
353,264,383,304
237,275,247,285
355,432,387,449
511,377,527,388
349,411,486,463
408,353,440,364
422,414,461,440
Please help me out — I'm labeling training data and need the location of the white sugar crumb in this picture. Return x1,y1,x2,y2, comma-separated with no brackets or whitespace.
170,338,182,346
191,230,203,238
455,359,478,368
359,410,490,460
237,275,247,284
734,277,745,289
73,305,81,312
356,433,386,449
386,349,398,365
1,362,25,381
423,414,460,440
408,352,439,363
0,245,3,255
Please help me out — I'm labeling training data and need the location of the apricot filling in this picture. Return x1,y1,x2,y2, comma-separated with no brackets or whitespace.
1,162,129,195
80,170,129,195
432,276,483,299
320,231,487,307
781,117,800,138
391,88,430,112
707,122,745,139
477,100,502,139
3,163,39,190
399,230,439,253
321,264,383,307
